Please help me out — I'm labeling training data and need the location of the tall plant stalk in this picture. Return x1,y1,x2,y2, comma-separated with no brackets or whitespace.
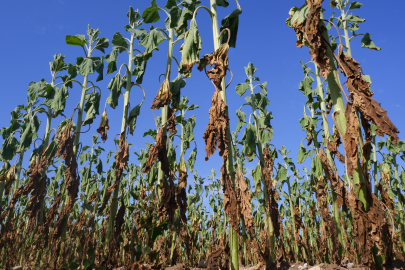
209,1,239,269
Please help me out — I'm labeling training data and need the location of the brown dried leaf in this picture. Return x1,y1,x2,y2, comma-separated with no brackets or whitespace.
159,175,177,222
151,79,172,110
338,50,399,145
203,91,229,161
344,102,360,177
167,107,177,135
142,127,170,177
176,169,188,223
97,111,109,143
221,158,238,232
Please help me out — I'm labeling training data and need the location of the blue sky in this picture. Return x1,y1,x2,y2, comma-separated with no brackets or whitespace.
1,0,404,187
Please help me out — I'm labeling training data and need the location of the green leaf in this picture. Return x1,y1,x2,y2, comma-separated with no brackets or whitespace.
258,82,268,95
311,155,323,178
105,49,118,74
245,63,257,77
254,92,270,114
51,85,69,117
94,37,109,54
50,53,67,72
165,0,177,11
96,158,103,174
297,143,307,163
83,90,100,126
261,130,271,145
128,102,143,135
242,123,256,159
277,166,287,182
298,76,314,96
93,57,104,82
251,162,262,190
78,58,94,76
65,35,87,48
167,141,176,168
216,0,229,7
111,32,129,53
220,8,242,48
361,33,381,51
184,119,195,142
107,74,122,109
0,135,19,161
142,0,160,23
169,75,187,109
348,1,362,10
28,79,49,98
186,147,197,172
235,80,249,96
236,109,246,132
139,28,167,56
133,53,148,84
128,6,141,25
179,19,202,77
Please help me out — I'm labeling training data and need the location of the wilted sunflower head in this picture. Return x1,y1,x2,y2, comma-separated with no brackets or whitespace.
330,0,338,8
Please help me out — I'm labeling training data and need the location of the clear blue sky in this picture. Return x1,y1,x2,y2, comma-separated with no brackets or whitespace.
1,0,404,182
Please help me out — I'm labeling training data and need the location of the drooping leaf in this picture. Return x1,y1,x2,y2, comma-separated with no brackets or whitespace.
179,19,202,77
128,102,143,135
348,1,363,10
128,6,141,25
0,135,19,161
216,0,229,7
258,81,268,95
298,76,314,96
133,53,148,84
169,74,187,109
107,73,123,109
51,85,69,117
83,90,100,126
236,109,246,132
94,37,109,54
251,162,262,190
297,143,308,163
142,0,160,23
242,123,256,159
361,33,381,51
111,32,129,53
220,8,242,48
186,147,197,172
78,58,94,76
65,35,87,48
235,80,249,96
139,28,167,56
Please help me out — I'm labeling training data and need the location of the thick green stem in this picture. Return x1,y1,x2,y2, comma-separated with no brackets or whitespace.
157,28,174,190
319,16,369,210
314,66,344,255
107,32,135,245
210,1,239,269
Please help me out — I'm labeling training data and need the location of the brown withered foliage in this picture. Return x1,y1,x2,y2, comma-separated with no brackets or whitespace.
318,148,346,209
176,169,188,223
315,178,340,264
347,189,393,266
151,79,172,110
377,183,396,216
338,49,399,145
167,107,177,135
41,193,62,245
159,175,177,222
203,90,229,161
221,159,238,233
97,110,109,142
236,165,265,263
50,120,80,268
288,0,331,78
344,103,360,177
99,132,129,214
142,127,170,177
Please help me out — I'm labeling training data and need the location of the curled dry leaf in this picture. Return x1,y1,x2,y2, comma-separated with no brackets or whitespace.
236,164,265,262
344,102,360,177
203,91,229,161
176,168,188,223
142,127,170,177
338,49,399,145
347,189,393,265
151,79,172,110
287,0,331,78
159,175,177,222
167,107,177,135
221,158,238,233
99,132,128,214
97,110,109,143
315,178,339,264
